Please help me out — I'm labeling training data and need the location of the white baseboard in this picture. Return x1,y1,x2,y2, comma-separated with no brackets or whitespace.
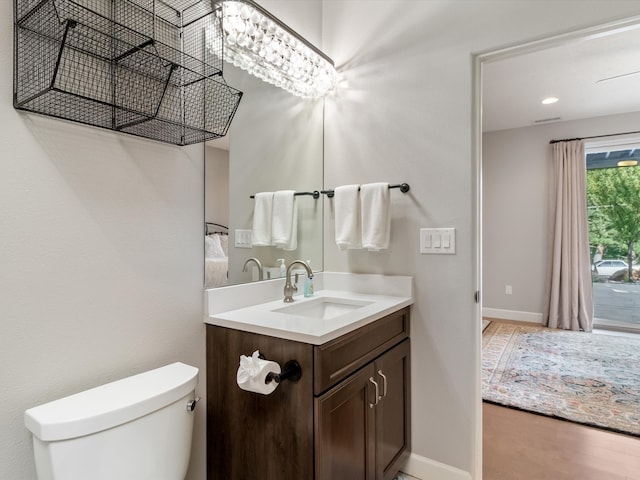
400,453,472,480
482,307,543,324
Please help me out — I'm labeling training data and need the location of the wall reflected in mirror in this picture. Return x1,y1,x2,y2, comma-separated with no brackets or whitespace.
205,62,324,288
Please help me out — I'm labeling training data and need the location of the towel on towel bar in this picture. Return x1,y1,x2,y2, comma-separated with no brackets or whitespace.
334,184,362,250
251,192,274,246
272,190,298,251
360,182,390,251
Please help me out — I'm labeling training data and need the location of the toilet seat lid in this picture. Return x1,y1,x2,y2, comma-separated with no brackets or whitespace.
25,362,198,441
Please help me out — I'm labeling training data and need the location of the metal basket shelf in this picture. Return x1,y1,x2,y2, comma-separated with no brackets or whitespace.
14,0,242,146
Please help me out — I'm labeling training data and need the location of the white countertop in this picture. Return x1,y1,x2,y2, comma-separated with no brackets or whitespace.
206,290,412,345
205,273,414,345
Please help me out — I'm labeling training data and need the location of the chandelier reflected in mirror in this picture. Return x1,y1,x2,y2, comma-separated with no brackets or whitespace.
207,0,337,98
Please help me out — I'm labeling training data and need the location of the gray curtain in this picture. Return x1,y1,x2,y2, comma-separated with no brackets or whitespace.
545,140,593,331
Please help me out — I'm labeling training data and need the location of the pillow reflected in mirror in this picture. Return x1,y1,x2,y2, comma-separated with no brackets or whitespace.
205,234,227,259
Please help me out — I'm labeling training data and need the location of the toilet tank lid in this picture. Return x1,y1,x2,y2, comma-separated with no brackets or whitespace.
24,362,198,442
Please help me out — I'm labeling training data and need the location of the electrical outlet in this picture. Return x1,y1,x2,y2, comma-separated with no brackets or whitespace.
505,285,512,295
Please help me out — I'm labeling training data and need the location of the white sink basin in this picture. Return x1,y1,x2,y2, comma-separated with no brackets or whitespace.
272,297,373,320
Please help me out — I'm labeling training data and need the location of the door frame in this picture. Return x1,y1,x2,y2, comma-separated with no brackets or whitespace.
472,13,640,479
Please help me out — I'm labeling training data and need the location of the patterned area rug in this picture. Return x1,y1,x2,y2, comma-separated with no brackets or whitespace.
482,322,640,436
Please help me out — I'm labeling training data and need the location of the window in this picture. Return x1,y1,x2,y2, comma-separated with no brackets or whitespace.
586,139,640,330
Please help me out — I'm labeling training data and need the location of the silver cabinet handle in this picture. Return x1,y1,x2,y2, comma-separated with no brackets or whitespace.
377,370,387,398
369,377,380,408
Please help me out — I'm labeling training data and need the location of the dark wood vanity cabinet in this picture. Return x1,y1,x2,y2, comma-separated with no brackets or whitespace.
206,306,411,480
315,338,411,480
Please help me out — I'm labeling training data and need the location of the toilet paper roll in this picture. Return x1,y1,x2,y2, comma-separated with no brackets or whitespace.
237,351,282,395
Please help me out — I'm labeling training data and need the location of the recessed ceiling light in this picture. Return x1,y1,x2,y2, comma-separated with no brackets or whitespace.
542,97,559,105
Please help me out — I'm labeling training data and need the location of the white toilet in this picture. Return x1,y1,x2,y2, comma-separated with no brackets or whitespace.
24,362,199,480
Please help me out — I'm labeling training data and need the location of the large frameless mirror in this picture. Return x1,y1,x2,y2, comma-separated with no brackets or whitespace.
204,0,328,288
204,62,324,288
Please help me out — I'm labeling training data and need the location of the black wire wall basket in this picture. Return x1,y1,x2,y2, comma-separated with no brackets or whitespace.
14,0,243,146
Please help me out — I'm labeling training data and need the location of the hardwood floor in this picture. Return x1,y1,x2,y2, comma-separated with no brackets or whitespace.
483,402,640,480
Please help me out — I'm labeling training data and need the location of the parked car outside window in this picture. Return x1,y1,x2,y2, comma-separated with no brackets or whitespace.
592,259,630,277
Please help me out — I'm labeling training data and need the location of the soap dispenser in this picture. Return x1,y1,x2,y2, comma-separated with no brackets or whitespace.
304,275,314,297
278,259,286,278
304,260,314,297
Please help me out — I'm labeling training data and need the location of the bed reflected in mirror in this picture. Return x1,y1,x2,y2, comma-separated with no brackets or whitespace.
204,222,230,288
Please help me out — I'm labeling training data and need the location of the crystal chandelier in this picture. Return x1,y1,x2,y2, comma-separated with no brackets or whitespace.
207,0,337,98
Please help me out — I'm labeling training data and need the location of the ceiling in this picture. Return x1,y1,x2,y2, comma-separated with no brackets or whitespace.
482,25,640,133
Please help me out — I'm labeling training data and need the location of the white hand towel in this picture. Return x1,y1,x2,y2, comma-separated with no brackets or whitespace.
251,192,274,246
360,182,390,251
334,184,362,250
272,190,298,251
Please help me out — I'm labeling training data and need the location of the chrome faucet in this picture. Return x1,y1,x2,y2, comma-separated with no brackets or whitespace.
242,257,264,281
283,260,313,303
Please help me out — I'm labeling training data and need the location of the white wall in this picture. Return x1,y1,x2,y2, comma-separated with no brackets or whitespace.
483,111,640,320
6,2,640,480
322,2,640,478
2,1,206,479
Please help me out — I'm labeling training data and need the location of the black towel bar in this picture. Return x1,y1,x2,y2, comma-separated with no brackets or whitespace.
249,184,410,200
321,182,410,198
250,191,320,199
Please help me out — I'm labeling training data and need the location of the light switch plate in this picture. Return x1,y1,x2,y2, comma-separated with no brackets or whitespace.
420,228,456,254
234,229,253,248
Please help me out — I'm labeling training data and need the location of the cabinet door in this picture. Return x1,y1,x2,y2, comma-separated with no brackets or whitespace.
206,325,314,480
375,339,411,480
315,364,377,480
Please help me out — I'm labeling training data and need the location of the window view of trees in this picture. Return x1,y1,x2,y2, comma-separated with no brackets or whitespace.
587,165,640,282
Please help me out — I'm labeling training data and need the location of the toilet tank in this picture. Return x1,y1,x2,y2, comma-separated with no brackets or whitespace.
24,362,199,480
